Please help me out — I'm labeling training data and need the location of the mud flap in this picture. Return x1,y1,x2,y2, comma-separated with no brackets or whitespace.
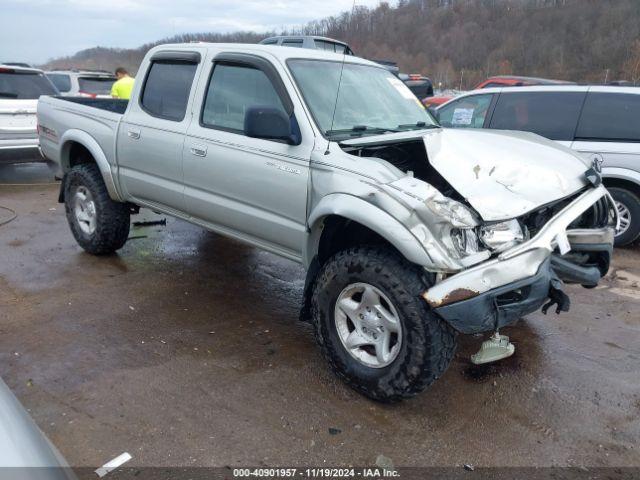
299,256,321,322
541,274,571,315
58,174,68,203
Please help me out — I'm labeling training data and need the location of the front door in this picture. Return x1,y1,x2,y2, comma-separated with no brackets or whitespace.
183,54,314,258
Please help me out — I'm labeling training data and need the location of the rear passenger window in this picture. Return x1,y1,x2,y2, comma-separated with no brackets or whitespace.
47,74,71,92
201,63,287,134
489,92,585,141
315,40,336,52
141,61,197,121
576,93,640,142
282,40,303,48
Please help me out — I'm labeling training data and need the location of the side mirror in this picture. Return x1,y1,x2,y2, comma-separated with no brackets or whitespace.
244,106,300,145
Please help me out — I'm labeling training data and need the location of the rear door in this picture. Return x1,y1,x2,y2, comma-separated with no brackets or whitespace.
487,89,587,148
572,89,640,170
572,89,640,242
489,87,586,147
117,50,204,212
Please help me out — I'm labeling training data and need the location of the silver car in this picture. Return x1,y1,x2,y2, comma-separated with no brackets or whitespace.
0,378,74,479
45,70,116,99
0,64,58,163
436,85,640,246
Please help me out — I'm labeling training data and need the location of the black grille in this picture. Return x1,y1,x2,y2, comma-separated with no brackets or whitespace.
520,190,613,238
520,192,582,238
570,196,613,229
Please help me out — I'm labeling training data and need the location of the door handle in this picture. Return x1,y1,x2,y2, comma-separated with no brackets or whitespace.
190,145,207,157
127,129,141,140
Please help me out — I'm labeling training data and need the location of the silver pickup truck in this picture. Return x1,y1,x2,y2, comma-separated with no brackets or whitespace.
38,43,616,401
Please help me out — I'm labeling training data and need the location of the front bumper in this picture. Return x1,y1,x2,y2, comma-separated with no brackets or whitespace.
434,257,554,334
423,185,615,334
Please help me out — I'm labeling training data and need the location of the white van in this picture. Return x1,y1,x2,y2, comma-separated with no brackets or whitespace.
436,85,640,246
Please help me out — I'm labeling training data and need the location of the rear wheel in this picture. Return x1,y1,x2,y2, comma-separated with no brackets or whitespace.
64,163,130,254
311,246,457,402
609,187,640,247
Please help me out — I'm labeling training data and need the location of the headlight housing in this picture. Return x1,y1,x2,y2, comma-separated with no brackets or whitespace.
479,219,525,252
426,198,478,228
450,227,481,257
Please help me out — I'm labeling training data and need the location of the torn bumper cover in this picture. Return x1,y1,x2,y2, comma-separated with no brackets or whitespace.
423,185,615,334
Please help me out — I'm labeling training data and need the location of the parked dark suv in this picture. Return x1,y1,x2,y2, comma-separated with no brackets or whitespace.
436,85,640,246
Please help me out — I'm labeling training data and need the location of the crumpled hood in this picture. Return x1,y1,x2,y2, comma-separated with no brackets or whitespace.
422,128,590,221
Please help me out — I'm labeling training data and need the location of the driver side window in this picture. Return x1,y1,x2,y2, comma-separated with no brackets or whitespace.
438,94,494,129
201,63,287,134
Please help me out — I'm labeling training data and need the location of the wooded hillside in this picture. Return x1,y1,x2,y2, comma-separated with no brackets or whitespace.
42,0,640,89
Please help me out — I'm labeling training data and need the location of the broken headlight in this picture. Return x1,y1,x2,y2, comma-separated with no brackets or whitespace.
426,198,478,228
450,227,481,257
479,219,525,252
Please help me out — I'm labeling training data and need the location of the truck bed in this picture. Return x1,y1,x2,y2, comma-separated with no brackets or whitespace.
59,97,128,115
37,95,127,171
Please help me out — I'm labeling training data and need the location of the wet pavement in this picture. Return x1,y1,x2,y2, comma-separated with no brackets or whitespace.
1,162,639,468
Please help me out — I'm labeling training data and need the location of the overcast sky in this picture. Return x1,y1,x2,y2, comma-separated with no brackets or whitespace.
1,0,384,65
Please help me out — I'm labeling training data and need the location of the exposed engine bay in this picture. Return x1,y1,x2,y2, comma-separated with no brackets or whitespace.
341,139,466,203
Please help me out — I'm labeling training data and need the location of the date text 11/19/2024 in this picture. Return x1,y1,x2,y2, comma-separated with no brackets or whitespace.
233,467,400,478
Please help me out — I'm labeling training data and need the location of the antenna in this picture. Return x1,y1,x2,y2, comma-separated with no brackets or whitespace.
324,0,356,155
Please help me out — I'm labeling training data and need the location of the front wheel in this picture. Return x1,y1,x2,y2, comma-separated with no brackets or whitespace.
311,246,457,402
64,163,130,255
609,187,640,247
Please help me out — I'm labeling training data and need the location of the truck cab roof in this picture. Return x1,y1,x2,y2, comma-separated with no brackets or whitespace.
145,42,373,68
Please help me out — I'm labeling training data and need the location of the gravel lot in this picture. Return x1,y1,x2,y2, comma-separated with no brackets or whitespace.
1,162,639,469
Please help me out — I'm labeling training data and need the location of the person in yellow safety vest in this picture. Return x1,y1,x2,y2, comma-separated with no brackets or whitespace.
111,67,135,100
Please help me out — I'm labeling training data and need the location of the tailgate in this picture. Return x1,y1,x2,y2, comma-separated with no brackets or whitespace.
0,99,38,138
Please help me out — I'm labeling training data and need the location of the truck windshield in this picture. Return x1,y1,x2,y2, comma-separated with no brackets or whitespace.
288,59,436,140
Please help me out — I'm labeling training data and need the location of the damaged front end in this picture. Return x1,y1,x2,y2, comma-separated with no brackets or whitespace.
335,128,617,336
424,186,616,334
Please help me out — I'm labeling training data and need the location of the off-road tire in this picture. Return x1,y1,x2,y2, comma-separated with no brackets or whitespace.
311,246,457,402
64,163,130,254
609,187,640,247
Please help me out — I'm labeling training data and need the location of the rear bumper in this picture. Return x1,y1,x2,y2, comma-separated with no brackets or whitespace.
423,185,615,334
0,139,43,164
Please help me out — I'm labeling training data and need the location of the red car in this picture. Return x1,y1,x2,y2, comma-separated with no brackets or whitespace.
424,75,573,109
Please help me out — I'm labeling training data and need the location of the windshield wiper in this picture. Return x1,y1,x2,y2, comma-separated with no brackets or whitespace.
0,92,19,98
397,121,439,130
325,125,399,138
